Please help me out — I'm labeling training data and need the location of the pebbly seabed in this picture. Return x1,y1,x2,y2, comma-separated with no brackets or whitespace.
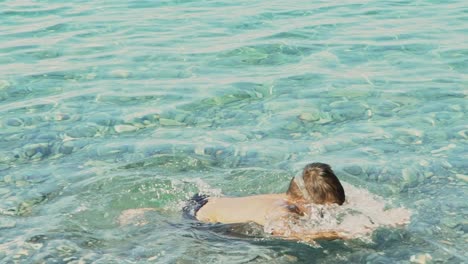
1,0,467,263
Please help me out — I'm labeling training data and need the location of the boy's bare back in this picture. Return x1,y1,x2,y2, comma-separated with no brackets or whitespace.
196,194,290,226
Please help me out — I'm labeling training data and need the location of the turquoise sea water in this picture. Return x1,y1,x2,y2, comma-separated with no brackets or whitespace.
0,0,467,263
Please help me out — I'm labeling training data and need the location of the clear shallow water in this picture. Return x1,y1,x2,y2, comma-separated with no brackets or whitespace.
0,0,467,262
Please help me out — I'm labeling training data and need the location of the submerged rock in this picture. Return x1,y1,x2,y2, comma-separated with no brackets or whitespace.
372,100,400,117
195,118,212,128
343,165,364,176
400,167,421,189
223,130,248,142
6,118,23,127
53,113,71,121
159,118,183,126
0,80,11,90
298,111,320,122
456,129,467,139
95,144,133,157
174,113,188,122
15,180,28,187
284,121,301,131
410,253,432,264
0,217,16,229
455,174,468,183
0,188,10,195
110,69,131,78
59,141,75,155
67,125,99,138
23,143,50,159
3,175,14,183
89,113,116,126
114,124,138,133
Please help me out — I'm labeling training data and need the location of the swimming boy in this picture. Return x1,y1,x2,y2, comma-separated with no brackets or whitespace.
120,162,352,242
183,162,347,241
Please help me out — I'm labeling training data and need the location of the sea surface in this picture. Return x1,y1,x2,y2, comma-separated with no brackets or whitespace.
0,0,467,263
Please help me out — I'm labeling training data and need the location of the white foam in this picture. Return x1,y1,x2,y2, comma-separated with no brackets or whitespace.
265,182,411,241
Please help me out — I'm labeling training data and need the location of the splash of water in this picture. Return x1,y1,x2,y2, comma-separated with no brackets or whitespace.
264,182,411,241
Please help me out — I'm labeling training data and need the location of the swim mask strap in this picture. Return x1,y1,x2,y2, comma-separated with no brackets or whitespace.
294,173,312,201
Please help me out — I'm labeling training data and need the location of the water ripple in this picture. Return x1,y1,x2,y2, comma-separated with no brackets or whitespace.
0,0,467,263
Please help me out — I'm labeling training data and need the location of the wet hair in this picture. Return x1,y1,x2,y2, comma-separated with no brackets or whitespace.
287,163,345,205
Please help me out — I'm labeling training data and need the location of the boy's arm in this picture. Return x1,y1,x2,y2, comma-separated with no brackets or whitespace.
271,228,348,243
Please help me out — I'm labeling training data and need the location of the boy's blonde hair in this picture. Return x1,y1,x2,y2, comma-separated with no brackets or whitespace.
287,163,345,205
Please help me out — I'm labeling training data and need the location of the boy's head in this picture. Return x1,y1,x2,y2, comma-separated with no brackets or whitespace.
287,163,345,205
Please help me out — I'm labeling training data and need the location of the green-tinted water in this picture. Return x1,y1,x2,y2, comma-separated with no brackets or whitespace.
0,0,467,263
